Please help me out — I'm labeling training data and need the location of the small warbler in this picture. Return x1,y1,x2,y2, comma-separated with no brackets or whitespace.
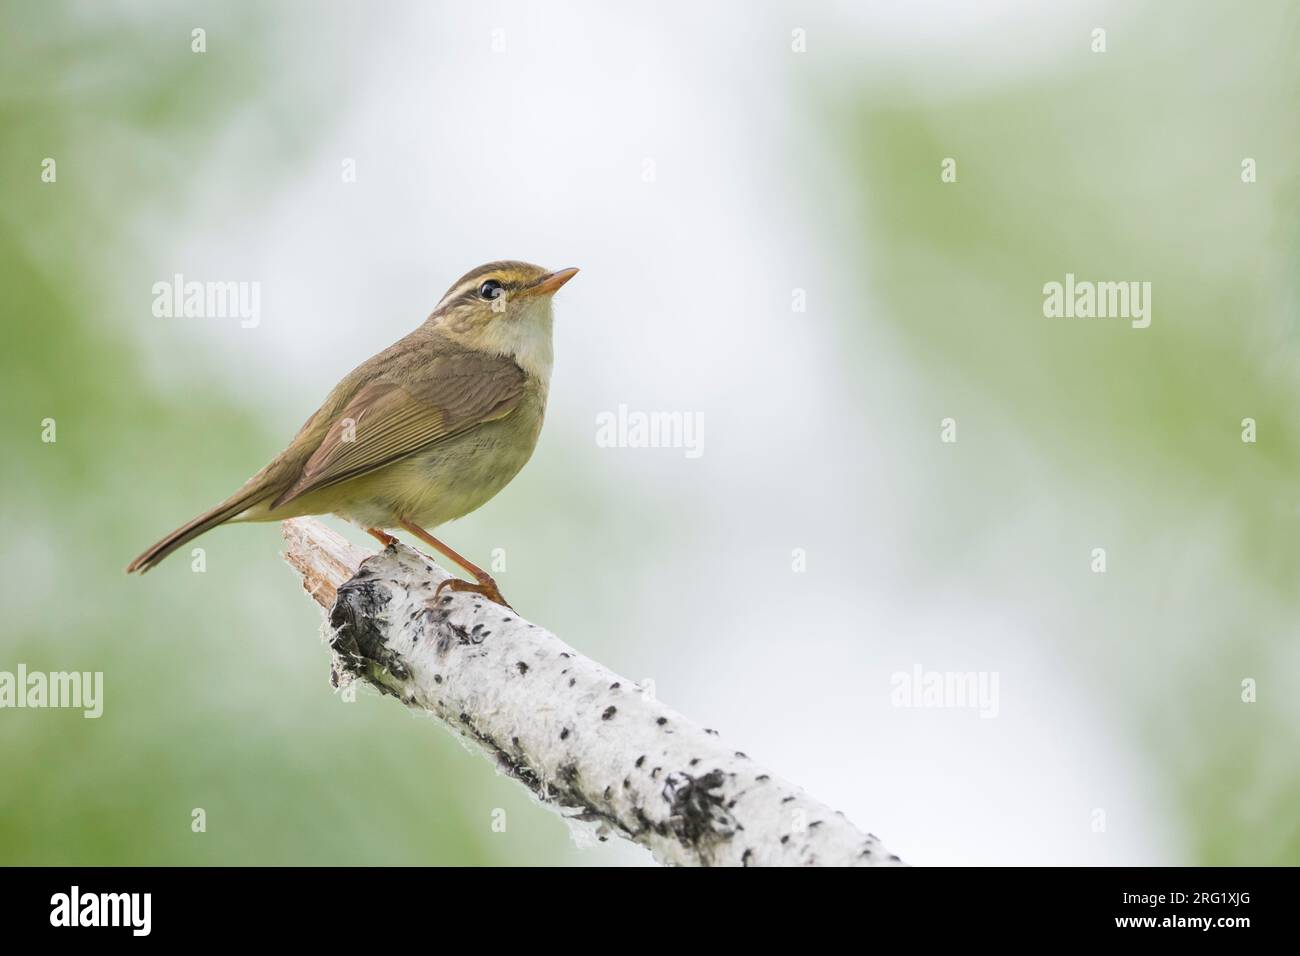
127,260,578,609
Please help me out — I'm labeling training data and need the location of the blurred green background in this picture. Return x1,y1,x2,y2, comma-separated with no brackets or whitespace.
821,1,1300,864
0,0,613,866
2,0,1296,865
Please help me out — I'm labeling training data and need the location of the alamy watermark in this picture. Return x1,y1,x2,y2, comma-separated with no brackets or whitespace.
890,664,999,718
1042,273,1151,329
50,886,150,936
595,404,704,458
152,273,261,328
0,664,103,718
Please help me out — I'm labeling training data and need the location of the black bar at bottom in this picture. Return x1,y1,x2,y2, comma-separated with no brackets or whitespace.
0,865,1290,942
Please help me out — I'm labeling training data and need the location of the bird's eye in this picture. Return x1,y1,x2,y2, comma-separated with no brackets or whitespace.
478,280,504,300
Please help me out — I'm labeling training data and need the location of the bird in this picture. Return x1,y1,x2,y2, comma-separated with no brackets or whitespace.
126,260,578,609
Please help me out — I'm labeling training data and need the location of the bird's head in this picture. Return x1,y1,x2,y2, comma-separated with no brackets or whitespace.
428,260,578,381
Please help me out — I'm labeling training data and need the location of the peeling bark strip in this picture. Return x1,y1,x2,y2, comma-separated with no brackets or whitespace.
282,518,903,867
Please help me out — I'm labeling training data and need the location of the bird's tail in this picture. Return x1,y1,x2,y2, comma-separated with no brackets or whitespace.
125,487,268,574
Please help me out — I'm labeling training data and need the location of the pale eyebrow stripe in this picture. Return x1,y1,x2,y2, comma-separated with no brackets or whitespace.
436,261,536,309
447,273,527,305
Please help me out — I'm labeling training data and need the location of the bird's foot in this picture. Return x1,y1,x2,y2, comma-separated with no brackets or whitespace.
433,575,513,611
366,527,398,549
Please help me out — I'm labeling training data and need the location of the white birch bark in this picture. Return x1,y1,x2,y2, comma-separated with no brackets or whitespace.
282,517,903,867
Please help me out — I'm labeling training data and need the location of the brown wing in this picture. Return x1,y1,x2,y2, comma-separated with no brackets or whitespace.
272,350,525,509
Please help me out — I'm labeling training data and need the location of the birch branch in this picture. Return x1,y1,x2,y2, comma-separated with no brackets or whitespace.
281,517,904,867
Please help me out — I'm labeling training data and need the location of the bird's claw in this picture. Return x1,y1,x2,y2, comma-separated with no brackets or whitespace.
433,576,513,611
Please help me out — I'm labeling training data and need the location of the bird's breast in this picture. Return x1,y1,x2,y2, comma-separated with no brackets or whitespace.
344,387,547,530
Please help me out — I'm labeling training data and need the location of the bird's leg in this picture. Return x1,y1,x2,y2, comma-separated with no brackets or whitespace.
397,518,512,610
366,527,398,548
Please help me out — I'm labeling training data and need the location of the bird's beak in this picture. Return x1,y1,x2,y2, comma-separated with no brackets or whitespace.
526,267,579,297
